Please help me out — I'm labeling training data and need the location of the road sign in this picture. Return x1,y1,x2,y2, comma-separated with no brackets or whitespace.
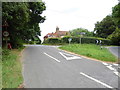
68,38,72,45
68,38,72,42
3,37,10,41
3,31,9,37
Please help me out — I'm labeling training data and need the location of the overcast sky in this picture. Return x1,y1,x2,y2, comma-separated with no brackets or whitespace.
39,0,118,41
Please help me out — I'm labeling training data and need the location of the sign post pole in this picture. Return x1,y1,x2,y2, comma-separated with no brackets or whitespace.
68,38,72,45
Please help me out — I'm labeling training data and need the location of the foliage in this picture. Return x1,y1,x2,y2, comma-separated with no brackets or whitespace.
44,36,111,45
2,49,23,88
70,28,93,37
44,38,61,44
108,27,120,45
108,3,120,45
59,44,117,62
112,3,120,27
94,15,116,38
61,36,72,43
2,49,10,56
2,2,46,48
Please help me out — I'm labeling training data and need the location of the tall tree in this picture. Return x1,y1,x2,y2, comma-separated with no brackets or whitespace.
2,2,46,48
70,28,93,37
94,15,116,38
108,3,120,45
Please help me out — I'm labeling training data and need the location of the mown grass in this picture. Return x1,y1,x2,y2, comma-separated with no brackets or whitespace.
59,44,117,62
2,49,23,88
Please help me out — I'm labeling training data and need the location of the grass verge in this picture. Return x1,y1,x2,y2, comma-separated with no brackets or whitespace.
2,48,24,88
59,44,117,62
0,48,2,89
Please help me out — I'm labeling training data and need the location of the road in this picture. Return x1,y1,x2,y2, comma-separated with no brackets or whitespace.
107,46,120,59
22,45,119,88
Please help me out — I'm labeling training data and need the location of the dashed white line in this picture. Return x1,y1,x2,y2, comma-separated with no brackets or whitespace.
44,52,60,62
80,72,113,88
102,62,108,66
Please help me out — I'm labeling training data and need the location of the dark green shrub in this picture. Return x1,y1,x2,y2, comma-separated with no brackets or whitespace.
44,38,61,44
61,36,72,43
62,36,111,45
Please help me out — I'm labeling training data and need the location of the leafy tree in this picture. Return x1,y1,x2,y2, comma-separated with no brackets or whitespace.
2,2,46,48
108,27,120,45
112,3,120,27
94,15,116,38
70,28,93,37
108,3,120,45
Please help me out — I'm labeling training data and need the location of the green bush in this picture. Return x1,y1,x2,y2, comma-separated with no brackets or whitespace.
62,36,111,45
44,38,61,44
43,36,111,45
61,36,72,43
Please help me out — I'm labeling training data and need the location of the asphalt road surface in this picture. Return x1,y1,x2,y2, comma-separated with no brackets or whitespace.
107,46,120,59
22,45,119,88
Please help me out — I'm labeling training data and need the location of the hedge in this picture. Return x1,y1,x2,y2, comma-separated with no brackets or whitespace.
44,38,61,44
43,36,112,45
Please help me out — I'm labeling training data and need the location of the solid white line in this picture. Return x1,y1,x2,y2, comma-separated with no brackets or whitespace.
59,52,68,60
80,72,113,88
44,52,60,62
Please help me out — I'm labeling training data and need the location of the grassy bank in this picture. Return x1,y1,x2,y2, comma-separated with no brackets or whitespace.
2,49,23,88
59,44,117,62
0,48,2,89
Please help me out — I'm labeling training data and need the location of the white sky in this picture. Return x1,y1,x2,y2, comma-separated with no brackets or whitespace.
39,0,118,41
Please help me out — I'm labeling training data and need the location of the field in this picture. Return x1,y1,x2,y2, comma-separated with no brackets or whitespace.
59,44,117,62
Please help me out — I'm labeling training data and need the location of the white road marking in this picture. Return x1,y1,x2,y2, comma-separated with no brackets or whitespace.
80,72,113,88
102,62,108,66
113,64,118,66
59,52,81,60
106,65,115,71
114,71,120,77
44,52,60,62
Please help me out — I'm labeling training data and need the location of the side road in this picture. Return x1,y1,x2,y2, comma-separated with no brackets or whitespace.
106,46,120,60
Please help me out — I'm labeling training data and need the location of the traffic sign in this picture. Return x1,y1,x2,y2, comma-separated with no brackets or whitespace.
68,38,72,42
3,31,9,37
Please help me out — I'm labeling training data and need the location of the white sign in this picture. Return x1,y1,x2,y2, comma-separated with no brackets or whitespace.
3,31,9,37
68,38,72,42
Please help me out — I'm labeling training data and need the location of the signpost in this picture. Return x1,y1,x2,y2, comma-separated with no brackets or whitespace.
2,21,9,49
68,38,72,45
80,32,85,44
3,31,9,37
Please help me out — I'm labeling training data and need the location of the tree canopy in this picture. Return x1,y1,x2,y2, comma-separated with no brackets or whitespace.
94,3,120,45
2,2,46,48
108,3,120,45
94,15,116,38
70,28,93,37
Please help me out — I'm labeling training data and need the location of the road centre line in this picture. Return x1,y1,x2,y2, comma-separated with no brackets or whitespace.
80,72,113,88
44,52,60,62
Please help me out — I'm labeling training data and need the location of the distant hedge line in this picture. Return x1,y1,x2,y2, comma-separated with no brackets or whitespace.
43,36,112,45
